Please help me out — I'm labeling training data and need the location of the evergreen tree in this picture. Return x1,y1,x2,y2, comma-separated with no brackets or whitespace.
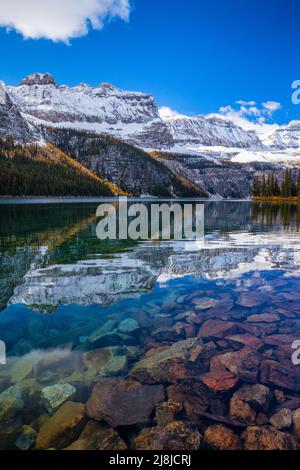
252,176,261,196
261,174,267,197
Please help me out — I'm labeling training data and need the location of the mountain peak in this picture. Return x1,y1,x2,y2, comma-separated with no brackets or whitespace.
0,81,8,105
20,73,56,87
99,82,116,91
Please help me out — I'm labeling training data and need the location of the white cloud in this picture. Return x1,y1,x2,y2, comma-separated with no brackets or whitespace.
218,99,281,123
235,100,257,106
209,100,282,140
159,106,188,121
0,0,131,42
262,101,282,113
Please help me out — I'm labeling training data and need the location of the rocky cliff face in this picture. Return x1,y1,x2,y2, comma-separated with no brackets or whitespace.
264,121,300,149
1,72,300,199
8,74,174,150
0,82,39,144
165,116,262,149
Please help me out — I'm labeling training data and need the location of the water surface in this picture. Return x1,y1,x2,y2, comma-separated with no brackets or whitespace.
0,201,300,450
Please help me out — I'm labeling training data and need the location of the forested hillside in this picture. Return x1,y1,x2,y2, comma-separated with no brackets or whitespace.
41,127,208,198
0,137,121,197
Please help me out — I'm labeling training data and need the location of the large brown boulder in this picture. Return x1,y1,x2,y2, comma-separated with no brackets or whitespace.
230,396,256,425
64,422,127,450
135,421,202,450
36,402,86,450
236,292,265,308
248,313,280,323
232,384,270,411
130,338,203,384
293,408,300,438
261,360,300,392
155,402,182,426
204,424,242,450
83,347,128,377
86,379,164,427
241,426,296,450
270,409,293,430
199,320,238,340
167,383,210,419
212,348,260,383
199,371,238,394
226,334,264,351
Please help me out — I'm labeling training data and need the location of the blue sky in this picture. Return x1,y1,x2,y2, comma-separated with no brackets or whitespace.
0,0,299,124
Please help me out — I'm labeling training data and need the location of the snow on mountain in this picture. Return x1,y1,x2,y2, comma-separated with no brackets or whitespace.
231,149,300,165
263,120,300,149
0,81,40,143
1,72,300,166
163,114,262,149
8,73,173,149
159,107,300,165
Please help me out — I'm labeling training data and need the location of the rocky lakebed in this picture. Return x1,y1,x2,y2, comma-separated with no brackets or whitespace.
1,275,300,451
0,201,300,451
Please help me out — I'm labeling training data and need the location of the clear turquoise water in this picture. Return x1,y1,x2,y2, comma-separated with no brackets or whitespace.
1,200,300,358
0,201,300,449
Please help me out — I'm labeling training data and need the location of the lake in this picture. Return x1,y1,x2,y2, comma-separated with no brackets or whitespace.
0,200,300,450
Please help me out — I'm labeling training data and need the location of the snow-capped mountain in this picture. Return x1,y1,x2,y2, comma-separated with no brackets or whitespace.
164,115,262,149
264,121,300,149
8,73,173,149
0,81,39,143
1,72,300,168
159,111,300,165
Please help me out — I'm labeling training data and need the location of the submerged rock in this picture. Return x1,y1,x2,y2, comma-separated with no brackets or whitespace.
41,383,76,414
88,320,120,347
0,417,22,450
36,401,86,450
64,422,127,450
293,408,300,438
270,409,293,430
261,360,300,392
204,424,242,450
199,371,238,394
226,334,264,351
9,351,44,383
236,292,265,308
247,313,280,323
241,425,296,450
130,338,203,384
230,396,256,425
135,421,202,450
167,383,210,419
0,385,24,423
199,320,238,340
118,318,140,334
86,379,164,427
83,347,128,378
155,402,183,426
15,425,37,450
212,348,260,383
192,297,220,311
232,384,270,411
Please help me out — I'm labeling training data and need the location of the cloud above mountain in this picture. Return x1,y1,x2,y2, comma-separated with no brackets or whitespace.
160,100,282,141
0,0,131,42
219,100,282,124
159,106,188,121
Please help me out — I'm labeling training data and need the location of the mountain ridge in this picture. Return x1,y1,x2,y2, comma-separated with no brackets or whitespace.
3,73,300,165
1,72,300,199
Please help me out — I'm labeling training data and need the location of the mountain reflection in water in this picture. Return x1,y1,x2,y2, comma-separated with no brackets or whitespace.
0,201,300,451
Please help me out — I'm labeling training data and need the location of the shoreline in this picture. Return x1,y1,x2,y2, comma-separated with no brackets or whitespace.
253,196,300,204
0,196,251,205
